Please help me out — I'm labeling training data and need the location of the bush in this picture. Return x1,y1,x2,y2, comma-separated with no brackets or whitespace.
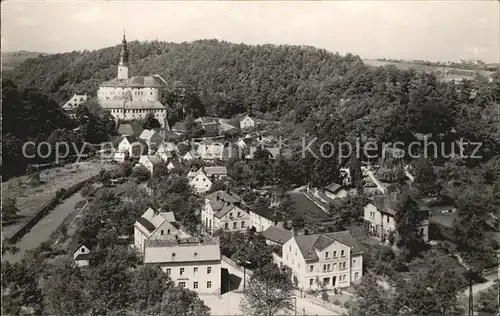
133,166,150,182
343,299,352,309
391,256,409,272
377,247,396,262
120,161,134,177
55,188,66,199
321,291,329,301
81,183,94,197
333,299,342,306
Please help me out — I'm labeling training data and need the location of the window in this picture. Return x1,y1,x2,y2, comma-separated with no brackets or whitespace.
193,282,198,289
354,272,359,280
180,268,185,275
309,265,314,272
323,264,327,272
386,216,390,223
229,213,233,218
327,264,331,271
166,268,171,276
179,282,186,288
341,250,345,257
233,222,237,229
289,245,291,252
194,252,198,257
161,230,164,235
194,267,198,274
207,267,212,274
224,223,229,229
352,259,356,266
332,263,337,270
81,248,85,253
207,281,212,288
333,251,337,258
325,252,329,259
237,212,241,217
241,221,245,228
310,279,314,286
167,229,171,235
172,253,176,258
323,277,330,285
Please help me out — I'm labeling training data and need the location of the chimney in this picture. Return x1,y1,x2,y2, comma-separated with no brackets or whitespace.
291,227,299,237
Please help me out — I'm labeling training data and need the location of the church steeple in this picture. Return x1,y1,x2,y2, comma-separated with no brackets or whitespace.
117,30,129,79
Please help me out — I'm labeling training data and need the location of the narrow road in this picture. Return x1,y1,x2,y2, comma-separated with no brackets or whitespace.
3,193,85,262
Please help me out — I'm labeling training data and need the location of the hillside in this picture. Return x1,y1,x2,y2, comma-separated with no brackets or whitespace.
363,59,495,82
2,51,48,71
4,40,500,157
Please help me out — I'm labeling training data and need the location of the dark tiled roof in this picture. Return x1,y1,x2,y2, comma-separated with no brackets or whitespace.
261,226,293,245
137,217,156,232
324,182,342,193
249,206,283,222
74,241,93,254
118,123,144,136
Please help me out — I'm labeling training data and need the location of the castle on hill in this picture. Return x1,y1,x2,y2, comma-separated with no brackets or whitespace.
97,32,168,128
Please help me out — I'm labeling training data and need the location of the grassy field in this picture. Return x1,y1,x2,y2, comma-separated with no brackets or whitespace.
2,162,117,238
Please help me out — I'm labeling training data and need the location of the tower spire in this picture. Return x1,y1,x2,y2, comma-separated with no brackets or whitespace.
117,30,129,79
119,29,129,66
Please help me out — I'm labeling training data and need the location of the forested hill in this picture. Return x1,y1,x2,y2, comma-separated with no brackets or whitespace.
5,39,500,160
5,39,367,117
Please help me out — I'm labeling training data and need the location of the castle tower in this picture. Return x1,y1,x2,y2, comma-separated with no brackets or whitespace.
118,30,129,79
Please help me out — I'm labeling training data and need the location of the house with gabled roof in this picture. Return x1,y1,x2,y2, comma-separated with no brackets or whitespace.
279,231,363,290
157,142,179,161
118,122,144,137
202,190,250,235
143,236,221,294
248,206,284,233
138,155,162,174
134,207,182,254
364,194,430,244
197,140,225,161
189,169,213,194
182,149,197,161
260,226,293,246
233,113,255,130
73,241,93,267
139,129,163,152
114,135,147,162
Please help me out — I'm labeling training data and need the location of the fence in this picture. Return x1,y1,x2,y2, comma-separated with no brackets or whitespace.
8,175,98,244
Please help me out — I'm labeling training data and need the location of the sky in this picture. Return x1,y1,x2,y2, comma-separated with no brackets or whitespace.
1,1,499,63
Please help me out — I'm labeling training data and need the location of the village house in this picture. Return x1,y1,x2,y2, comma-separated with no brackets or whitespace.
323,182,348,200
364,194,430,243
236,137,253,149
143,236,221,295
233,113,255,130
203,166,228,181
246,146,281,160
73,242,92,267
117,122,144,137
202,190,250,235
197,140,224,161
138,155,162,174
157,142,179,161
195,117,220,135
139,129,163,152
134,207,182,254
277,231,363,291
114,135,147,163
62,93,89,118
248,206,284,233
166,158,187,172
182,149,197,161
189,169,213,194
260,226,293,247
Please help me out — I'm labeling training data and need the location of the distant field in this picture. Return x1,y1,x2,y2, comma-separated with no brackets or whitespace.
2,51,48,71
1,161,117,238
363,59,494,81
